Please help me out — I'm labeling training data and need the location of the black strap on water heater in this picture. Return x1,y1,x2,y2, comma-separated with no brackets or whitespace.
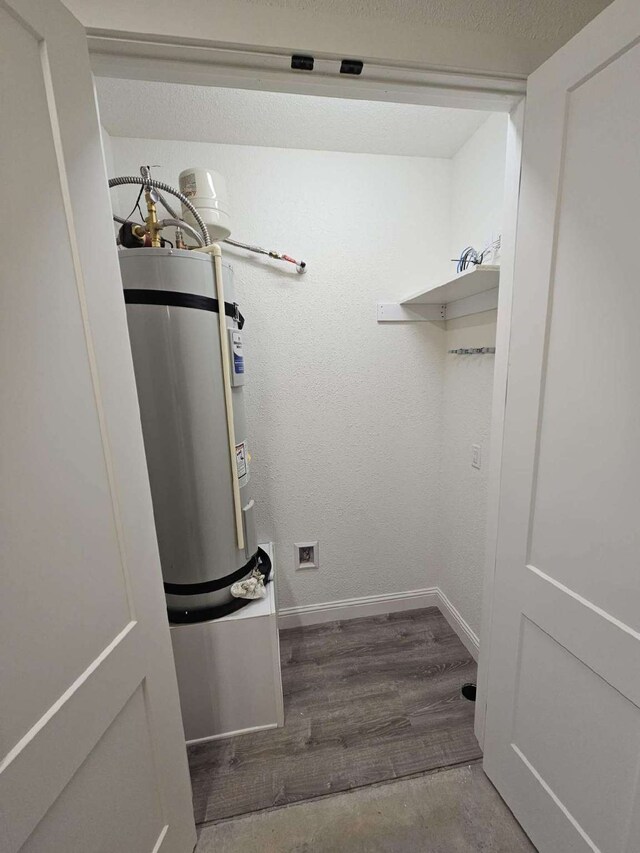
163,549,264,596
167,548,273,625
123,288,245,329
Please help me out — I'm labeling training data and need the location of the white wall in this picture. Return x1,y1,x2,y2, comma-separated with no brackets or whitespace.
450,113,508,260
108,113,508,628
439,113,508,636
109,137,450,610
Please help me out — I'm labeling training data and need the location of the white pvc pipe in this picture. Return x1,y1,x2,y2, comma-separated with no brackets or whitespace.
202,243,245,552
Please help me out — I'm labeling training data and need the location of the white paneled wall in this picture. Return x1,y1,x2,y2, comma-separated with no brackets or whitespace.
106,114,507,633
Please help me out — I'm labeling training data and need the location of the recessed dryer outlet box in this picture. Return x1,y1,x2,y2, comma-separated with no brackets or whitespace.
295,541,319,569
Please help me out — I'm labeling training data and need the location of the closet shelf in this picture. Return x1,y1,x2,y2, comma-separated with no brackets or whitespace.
377,265,500,322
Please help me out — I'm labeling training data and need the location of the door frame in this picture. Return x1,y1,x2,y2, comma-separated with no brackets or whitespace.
87,34,526,112
88,33,526,751
474,98,525,747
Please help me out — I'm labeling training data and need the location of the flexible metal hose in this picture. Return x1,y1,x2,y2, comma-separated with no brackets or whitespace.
108,176,210,246
155,190,180,220
158,219,204,246
224,237,307,273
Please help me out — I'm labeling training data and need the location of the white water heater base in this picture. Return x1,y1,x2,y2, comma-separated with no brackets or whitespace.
170,543,284,743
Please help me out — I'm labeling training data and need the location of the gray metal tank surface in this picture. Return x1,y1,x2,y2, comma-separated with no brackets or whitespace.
119,248,258,618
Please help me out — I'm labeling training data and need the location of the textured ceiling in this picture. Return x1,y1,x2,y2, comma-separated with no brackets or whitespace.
240,0,611,43
67,0,612,79
96,79,490,158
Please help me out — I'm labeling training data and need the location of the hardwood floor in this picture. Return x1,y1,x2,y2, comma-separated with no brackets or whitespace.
188,607,481,824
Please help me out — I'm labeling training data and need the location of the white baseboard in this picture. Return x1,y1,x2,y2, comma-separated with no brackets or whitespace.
436,588,480,661
277,587,440,629
278,587,479,661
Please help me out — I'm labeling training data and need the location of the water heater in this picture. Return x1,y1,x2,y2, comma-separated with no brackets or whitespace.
119,248,261,622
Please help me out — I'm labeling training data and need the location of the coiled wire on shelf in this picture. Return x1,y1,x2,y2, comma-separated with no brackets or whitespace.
456,246,484,274
454,237,501,274
108,176,210,246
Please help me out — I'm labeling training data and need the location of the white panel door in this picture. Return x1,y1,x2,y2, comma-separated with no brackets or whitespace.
0,1,196,851
483,1,640,851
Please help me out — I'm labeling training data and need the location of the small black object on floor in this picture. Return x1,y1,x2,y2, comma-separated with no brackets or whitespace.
462,682,477,701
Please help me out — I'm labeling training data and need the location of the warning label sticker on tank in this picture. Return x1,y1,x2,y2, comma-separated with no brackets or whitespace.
236,442,248,480
179,172,197,198
232,332,245,374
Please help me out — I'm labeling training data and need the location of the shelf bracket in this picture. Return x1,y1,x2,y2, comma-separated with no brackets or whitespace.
377,302,445,323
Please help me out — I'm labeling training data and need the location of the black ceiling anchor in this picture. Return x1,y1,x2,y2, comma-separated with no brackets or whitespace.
340,58,363,75
291,55,314,71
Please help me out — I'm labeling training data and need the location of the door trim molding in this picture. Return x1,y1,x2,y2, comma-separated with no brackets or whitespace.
474,96,526,748
87,32,525,112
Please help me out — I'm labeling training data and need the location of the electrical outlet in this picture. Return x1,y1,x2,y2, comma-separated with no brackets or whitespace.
294,541,319,570
471,444,481,469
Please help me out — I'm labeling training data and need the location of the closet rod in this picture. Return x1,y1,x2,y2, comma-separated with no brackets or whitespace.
448,347,496,355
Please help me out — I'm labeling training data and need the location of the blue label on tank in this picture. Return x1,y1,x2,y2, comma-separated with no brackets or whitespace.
234,352,245,374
